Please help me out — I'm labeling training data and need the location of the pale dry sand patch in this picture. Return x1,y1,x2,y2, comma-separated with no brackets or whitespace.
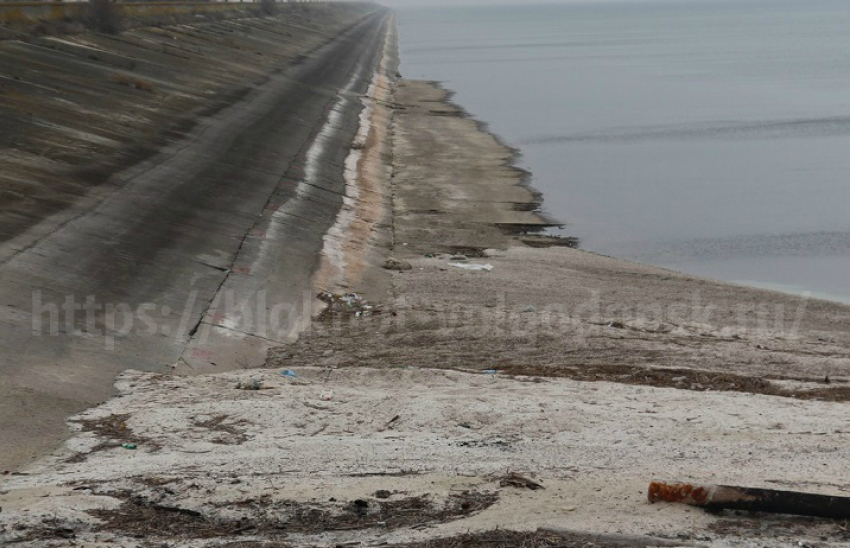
3,367,850,546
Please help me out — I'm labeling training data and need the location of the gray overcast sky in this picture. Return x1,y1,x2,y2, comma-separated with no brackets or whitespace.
381,0,568,7
383,0,554,5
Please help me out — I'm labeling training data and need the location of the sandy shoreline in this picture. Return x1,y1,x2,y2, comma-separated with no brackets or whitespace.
4,17,850,548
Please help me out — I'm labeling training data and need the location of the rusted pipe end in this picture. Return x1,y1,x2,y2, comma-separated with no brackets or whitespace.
648,482,709,505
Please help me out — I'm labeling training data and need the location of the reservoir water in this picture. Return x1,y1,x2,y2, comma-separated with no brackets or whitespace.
397,0,850,303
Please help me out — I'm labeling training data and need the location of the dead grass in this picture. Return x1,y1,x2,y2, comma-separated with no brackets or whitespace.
65,413,159,462
191,414,250,445
389,530,638,548
498,363,850,402
87,491,498,540
709,512,850,543
217,543,290,548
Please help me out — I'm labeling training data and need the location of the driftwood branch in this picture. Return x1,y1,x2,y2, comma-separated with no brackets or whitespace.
498,471,545,490
649,481,850,519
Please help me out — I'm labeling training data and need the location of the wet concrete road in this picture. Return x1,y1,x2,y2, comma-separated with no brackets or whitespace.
0,10,392,470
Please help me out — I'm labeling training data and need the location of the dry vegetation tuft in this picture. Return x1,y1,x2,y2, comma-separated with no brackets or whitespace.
65,413,158,462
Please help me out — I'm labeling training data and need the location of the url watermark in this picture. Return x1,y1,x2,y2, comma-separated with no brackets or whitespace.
29,288,812,350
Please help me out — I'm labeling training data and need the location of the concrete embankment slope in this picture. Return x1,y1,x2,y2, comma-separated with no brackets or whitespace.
0,5,394,470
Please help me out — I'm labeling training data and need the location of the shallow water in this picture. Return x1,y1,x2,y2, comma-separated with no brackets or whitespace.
397,0,850,303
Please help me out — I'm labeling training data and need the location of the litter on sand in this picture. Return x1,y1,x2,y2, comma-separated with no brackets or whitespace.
449,262,493,271
318,292,380,317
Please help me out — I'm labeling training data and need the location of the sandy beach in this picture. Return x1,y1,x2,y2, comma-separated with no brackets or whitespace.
3,15,850,548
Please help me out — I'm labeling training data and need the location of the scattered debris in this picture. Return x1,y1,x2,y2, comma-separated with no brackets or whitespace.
318,292,381,318
495,222,563,236
393,528,694,548
85,491,499,540
281,369,298,378
497,363,850,401
383,258,413,270
520,234,580,249
66,413,158,461
538,526,694,547
448,246,488,258
708,511,850,542
235,379,262,391
649,482,850,519
455,436,516,451
449,262,493,272
191,414,250,445
498,472,545,491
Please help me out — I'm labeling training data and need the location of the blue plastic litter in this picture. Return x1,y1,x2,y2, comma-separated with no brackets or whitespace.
483,369,497,375
281,370,298,378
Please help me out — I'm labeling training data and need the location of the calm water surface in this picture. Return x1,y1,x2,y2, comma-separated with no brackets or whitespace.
397,0,850,303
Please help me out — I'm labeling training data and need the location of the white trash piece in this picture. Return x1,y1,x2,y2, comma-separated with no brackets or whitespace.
449,262,494,272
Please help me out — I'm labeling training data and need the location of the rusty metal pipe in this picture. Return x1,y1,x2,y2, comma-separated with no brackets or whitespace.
649,482,850,519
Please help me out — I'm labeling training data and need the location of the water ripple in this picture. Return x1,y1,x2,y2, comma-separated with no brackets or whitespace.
524,116,850,145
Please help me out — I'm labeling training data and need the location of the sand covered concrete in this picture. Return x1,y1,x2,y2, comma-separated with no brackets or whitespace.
4,57,850,548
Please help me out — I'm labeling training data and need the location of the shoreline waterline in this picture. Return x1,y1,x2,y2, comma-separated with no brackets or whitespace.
395,0,850,305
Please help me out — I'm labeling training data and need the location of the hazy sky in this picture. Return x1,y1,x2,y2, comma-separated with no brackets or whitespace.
381,0,674,8
382,0,579,7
